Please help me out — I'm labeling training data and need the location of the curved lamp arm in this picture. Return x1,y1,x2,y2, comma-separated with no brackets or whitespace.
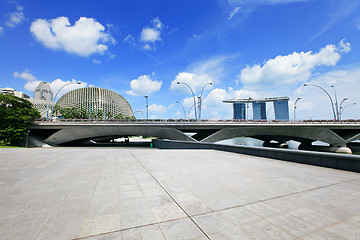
304,84,336,120
177,82,197,121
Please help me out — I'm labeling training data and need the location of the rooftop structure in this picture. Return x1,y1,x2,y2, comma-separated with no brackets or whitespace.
0,87,30,99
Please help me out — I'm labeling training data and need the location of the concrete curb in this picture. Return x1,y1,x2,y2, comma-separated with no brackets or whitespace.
152,139,360,173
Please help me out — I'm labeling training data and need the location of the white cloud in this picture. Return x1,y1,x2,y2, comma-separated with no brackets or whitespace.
24,80,42,92
141,28,161,43
170,57,228,94
126,74,162,96
338,39,351,53
237,40,350,90
123,34,135,46
92,59,101,64
228,7,241,20
139,17,163,50
30,17,115,57
171,72,213,94
14,70,36,81
293,66,360,120
148,104,167,113
5,6,24,28
0,26,3,35
50,79,87,99
14,69,88,99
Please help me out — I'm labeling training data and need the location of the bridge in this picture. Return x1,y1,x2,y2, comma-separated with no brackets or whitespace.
28,119,360,153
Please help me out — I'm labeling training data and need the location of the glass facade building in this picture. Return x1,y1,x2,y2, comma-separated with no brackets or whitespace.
233,103,246,119
274,100,289,120
252,102,266,120
224,97,289,121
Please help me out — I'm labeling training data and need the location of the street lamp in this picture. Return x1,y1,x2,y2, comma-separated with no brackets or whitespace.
144,96,148,120
340,102,356,120
177,82,197,121
294,97,301,122
198,82,212,121
50,81,81,120
303,84,337,121
188,103,196,119
176,101,186,119
331,85,340,120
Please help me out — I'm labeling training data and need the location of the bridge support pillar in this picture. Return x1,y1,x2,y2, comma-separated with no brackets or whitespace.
263,141,288,149
299,143,352,154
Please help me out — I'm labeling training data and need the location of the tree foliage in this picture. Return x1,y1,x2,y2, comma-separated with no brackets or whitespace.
55,105,135,120
0,94,41,146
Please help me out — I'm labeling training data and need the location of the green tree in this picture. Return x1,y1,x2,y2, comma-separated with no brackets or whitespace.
107,111,113,120
114,113,123,119
96,109,103,119
0,94,40,146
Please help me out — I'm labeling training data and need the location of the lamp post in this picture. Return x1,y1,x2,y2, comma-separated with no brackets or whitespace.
176,101,186,119
145,96,148,120
294,97,301,122
198,82,212,121
188,103,195,119
50,81,81,120
303,84,337,121
331,85,340,120
177,82,197,121
340,102,356,120
26,130,30,148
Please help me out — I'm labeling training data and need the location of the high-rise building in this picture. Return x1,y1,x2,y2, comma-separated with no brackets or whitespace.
224,97,290,121
252,102,266,120
233,103,246,119
274,99,289,120
33,81,53,102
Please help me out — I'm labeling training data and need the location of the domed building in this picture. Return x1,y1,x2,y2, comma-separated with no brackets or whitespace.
56,87,134,119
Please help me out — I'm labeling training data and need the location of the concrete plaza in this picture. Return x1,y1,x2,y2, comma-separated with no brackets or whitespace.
0,147,360,240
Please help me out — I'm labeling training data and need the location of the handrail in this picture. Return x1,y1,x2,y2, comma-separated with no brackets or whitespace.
33,118,360,125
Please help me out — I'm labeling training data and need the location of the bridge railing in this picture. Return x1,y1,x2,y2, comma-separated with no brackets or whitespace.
34,118,360,124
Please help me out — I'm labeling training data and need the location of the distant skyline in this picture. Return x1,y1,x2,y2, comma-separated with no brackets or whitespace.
1,0,360,120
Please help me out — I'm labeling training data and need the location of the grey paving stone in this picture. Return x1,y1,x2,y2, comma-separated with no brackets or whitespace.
150,202,186,222
193,212,238,235
243,201,282,218
299,230,345,240
159,218,205,240
79,213,122,238
1,148,360,239
267,213,318,238
179,199,213,216
241,219,296,240
219,206,261,226
289,207,340,228
324,221,360,240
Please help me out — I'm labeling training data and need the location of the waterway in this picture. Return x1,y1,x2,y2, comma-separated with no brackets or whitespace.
218,137,302,149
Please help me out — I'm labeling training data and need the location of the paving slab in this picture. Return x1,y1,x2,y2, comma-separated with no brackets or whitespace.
0,147,360,239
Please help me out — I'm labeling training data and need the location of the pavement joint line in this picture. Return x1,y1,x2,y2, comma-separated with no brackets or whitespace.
129,151,212,240
73,171,360,239
182,177,360,218
36,193,70,239
77,157,105,239
72,216,190,239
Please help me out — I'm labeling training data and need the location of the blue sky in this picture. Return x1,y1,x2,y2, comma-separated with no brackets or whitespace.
1,0,360,120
